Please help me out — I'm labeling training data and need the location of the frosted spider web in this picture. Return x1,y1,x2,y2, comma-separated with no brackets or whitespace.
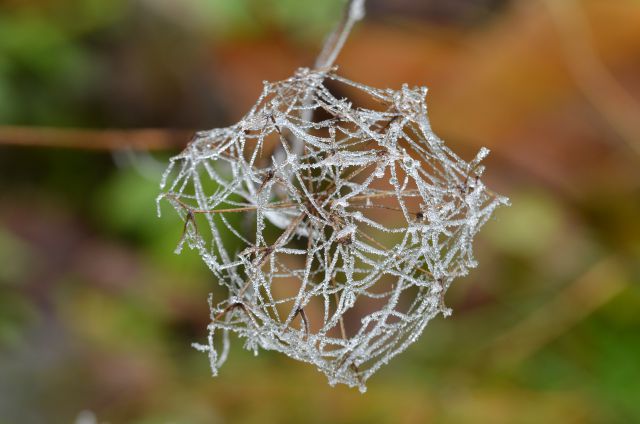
158,67,508,392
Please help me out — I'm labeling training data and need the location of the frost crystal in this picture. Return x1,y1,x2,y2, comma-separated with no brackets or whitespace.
159,67,508,392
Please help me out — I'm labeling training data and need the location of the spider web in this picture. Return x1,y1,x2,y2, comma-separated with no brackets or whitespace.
158,67,508,392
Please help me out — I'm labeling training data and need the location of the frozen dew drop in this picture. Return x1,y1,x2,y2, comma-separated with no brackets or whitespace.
158,67,508,392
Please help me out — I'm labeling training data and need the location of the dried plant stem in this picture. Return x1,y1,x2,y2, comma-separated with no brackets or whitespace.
163,190,422,218
287,0,367,157
0,125,190,151
315,0,366,70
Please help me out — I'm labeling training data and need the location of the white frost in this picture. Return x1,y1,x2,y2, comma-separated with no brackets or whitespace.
160,68,508,392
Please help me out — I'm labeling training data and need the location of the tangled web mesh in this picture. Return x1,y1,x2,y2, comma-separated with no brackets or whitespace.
158,67,508,392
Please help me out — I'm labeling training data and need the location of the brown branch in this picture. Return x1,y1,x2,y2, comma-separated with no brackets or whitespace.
0,125,193,151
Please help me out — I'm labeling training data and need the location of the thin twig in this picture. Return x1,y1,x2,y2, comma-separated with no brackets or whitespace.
163,190,421,217
315,0,366,70
0,126,191,151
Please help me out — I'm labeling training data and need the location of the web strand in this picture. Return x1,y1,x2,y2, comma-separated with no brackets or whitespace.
159,68,509,391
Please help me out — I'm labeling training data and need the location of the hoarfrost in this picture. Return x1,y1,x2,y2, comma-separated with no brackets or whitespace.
159,68,508,392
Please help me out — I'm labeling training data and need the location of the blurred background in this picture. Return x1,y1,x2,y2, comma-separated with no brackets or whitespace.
1,0,639,422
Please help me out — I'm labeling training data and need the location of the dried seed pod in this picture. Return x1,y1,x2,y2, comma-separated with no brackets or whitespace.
159,68,508,392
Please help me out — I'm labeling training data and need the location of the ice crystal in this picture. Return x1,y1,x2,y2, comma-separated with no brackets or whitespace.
159,67,508,392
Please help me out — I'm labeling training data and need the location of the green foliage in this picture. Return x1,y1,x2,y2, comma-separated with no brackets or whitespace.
0,14,95,124
205,0,345,40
